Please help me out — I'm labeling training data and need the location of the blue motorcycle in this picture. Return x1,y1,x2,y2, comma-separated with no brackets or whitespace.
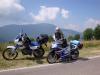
47,39,83,64
2,34,48,60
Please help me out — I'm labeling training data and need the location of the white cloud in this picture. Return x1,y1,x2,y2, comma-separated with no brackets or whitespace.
30,6,69,22
60,24,81,31
61,9,69,19
69,18,100,31
0,0,25,26
0,0,24,16
30,6,60,22
84,18,100,29
62,18,100,32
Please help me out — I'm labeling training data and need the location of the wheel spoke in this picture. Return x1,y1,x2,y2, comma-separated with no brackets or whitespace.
2,48,18,60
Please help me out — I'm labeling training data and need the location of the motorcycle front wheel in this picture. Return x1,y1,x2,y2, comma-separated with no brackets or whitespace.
47,52,58,64
33,48,45,58
2,48,18,60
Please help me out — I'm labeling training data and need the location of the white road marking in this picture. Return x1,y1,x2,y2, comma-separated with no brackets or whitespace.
0,63,60,73
87,55,100,59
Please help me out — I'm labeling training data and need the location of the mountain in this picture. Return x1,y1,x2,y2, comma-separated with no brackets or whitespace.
0,23,80,42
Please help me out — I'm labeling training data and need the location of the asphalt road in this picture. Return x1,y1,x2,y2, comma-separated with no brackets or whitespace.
0,57,100,75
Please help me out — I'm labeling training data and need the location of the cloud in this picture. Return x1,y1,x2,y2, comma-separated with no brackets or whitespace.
61,9,69,19
62,18,100,32
67,18,100,31
60,24,81,31
30,6,60,22
0,0,24,16
30,6,69,22
84,18,100,29
0,0,25,26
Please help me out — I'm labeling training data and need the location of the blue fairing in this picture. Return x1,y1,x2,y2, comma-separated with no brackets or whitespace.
30,42,40,46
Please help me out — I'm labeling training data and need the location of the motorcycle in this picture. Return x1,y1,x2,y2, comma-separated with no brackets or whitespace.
2,34,48,60
47,39,80,64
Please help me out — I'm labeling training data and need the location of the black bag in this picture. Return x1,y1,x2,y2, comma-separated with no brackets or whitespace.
36,34,49,45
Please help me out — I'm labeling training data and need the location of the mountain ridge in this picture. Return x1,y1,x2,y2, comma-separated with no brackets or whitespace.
0,23,80,42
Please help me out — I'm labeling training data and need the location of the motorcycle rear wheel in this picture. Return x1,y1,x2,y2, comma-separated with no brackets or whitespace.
71,50,79,60
33,48,45,58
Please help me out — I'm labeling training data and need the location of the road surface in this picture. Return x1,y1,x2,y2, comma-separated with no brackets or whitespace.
0,57,100,75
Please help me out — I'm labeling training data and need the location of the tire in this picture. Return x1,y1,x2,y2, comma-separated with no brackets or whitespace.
47,52,58,64
2,48,18,60
71,50,79,60
33,48,45,58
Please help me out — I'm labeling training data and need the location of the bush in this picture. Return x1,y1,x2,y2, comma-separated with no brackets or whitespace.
94,25,100,40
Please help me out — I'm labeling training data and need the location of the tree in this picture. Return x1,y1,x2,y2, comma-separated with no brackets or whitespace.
74,34,80,40
83,28,93,40
94,24,100,40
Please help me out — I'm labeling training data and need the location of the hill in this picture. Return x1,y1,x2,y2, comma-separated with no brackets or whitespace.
0,23,80,42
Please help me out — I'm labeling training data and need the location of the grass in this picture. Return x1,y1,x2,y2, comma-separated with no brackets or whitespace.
83,40,100,48
0,40,100,70
0,52,48,70
80,40,100,57
80,46,100,57
0,43,49,70
0,42,14,52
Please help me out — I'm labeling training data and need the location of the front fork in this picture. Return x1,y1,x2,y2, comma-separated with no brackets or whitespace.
11,44,18,54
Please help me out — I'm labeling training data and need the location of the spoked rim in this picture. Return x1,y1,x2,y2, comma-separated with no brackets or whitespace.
33,48,44,58
2,48,18,60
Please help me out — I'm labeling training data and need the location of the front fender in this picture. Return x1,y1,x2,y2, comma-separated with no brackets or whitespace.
7,46,16,49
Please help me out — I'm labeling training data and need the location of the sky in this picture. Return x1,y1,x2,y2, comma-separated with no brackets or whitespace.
0,0,100,32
